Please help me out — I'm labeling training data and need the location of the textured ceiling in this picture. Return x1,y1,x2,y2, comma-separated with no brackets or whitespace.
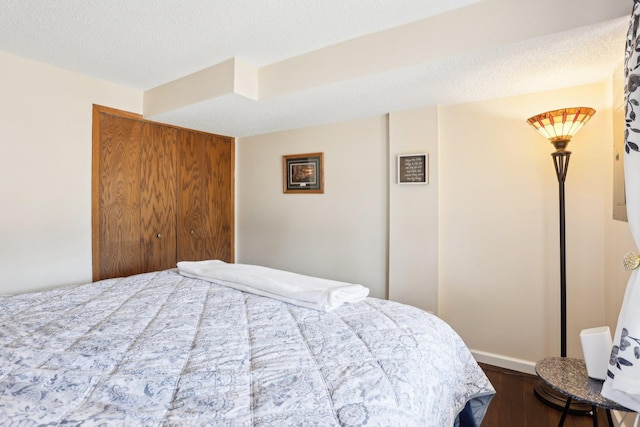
0,0,632,137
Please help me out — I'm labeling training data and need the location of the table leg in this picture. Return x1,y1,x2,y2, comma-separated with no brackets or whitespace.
558,397,572,427
592,405,598,427
605,409,614,427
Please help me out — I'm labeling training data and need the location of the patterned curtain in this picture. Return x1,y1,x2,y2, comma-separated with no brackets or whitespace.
601,0,640,412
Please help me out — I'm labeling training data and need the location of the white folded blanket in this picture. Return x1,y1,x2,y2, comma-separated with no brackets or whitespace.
177,260,369,311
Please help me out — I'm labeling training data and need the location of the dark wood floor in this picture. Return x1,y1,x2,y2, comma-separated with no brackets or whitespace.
479,363,611,427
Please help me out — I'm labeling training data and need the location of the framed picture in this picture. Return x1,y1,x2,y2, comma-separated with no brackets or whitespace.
397,153,428,184
283,152,324,194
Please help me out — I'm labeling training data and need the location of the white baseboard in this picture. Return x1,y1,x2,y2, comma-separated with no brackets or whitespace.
471,349,537,375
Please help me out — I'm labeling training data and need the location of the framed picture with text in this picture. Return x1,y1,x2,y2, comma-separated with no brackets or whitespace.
397,153,428,184
283,152,324,194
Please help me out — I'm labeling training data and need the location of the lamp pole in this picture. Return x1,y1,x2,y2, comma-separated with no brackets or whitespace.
526,107,596,415
552,150,570,358
533,146,591,413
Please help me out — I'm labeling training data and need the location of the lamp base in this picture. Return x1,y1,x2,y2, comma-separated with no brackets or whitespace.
534,381,592,415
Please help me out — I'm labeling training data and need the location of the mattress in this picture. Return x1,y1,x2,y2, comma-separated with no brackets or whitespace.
0,269,494,426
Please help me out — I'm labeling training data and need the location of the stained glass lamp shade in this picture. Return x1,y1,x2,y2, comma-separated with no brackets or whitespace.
527,107,596,151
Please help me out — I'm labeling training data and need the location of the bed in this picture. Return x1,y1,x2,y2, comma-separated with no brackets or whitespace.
0,266,494,426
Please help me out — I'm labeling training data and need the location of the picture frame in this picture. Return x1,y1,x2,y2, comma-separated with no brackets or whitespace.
397,153,428,184
283,152,324,194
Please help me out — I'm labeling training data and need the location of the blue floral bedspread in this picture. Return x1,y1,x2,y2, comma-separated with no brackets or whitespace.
0,269,494,426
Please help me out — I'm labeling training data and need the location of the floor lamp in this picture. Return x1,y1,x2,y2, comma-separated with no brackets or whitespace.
526,107,596,412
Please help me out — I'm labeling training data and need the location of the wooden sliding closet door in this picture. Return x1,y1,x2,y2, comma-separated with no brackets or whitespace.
140,123,177,273
96,114,143,279
177,130,233,262
93,105,235,282
208,134,234,262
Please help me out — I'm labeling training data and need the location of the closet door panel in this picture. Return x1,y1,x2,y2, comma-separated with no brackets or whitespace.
208,135,234,262
98,114,142,279
140,124,177,272
177,130,208,261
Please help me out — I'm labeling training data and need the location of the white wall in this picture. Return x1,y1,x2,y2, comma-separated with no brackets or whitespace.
388,107,439,313
438,82,616,363
236,116,389,298
236,109,441,311
0,51,141,294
